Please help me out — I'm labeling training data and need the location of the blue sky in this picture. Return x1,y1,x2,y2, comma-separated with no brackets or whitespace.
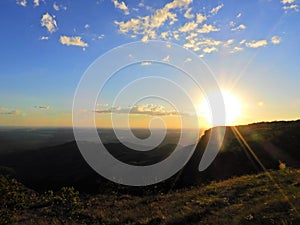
0,0,300,127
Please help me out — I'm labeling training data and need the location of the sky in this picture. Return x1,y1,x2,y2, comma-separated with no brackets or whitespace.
0,0,300,128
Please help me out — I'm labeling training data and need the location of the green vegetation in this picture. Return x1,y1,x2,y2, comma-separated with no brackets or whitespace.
1,168,300,224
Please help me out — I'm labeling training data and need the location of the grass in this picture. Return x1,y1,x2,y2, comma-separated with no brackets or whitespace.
1,168,300,225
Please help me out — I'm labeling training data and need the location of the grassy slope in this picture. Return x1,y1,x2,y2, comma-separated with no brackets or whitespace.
2,168,300,225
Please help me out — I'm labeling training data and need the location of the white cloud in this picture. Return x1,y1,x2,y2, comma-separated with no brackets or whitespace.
281,0,295,4
39,36,49,40
196,13,207,24
179,21,198,32
98,34,105,39
210,4,224,15
197,24,219,33
53,2,67,11
184,57,192,63
141,61,152,66
240,39,246,44
112,0,130,15
246,39,268,48
84,24,90,29
231,24,246,31
203,46,218,53
224,39,234,47
283,4,299,11
271,36,281,44
41,13,57,33
53,2,59,11
163,55,170,62
16,0,27,7
115,0,193,41
230,46,243,53
33,0,40,7
184,8,194,19
60,36,88,47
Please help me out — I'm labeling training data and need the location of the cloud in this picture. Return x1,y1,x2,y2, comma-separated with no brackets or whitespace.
53,2,67,11
34,105,50,109
179,21,198,32
184,57,192,63
281,0,295,4
0,110,21,115
230,46,243,53
197,24,220,33
60,36,88,47
33,0,40,7
210,4,224,15
140,61,152,66
53,2,59,10
112,0,130,15
16,0,27,7
231,24,246,31
271,36,281,44
84,24,90,29
283,4,299,11
114,0,193,41
196,13,207,24
223,39,234,47
246,39,268,48
203,46,218,53
97,103,109,107
184,8,194,19
163,55,170,62
94,104,180,116
41,13,57,33
98,34,105,39
39,36,49,40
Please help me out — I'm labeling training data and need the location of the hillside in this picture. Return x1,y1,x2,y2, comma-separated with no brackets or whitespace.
1,168,300,224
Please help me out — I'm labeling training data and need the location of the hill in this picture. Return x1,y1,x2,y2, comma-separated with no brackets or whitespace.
1,168,300,224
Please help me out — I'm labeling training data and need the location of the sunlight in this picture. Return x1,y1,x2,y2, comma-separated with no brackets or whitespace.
198,90,242,126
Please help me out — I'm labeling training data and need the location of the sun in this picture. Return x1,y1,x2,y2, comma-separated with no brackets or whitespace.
198,90,242,126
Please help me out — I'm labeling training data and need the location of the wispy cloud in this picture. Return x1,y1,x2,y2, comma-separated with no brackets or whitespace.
197,24,220,33
33,0,40,7
114,0,193,41
60,36,88,48
283,4,299,11
34,105,50,109
179,21,198,33
203,46,218,53
16,0,27,7
271,36,281,44
0,109,21,115
39,36,49,41
53,2,67,11
246,39,268,48
140,61,152,66
41,13,57,33
210,4,224,15
281,0,299,12
231,24,246,31
184,8,194,19
112,0,130,15
163,55,170,62
94,104,182,116
281,0,295,4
